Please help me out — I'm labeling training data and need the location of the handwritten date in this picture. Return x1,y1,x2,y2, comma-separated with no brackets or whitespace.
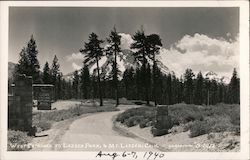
96,151,165,160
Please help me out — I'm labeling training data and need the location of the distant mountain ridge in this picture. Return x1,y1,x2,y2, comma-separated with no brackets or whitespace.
205,71,230,84
8,62,16,80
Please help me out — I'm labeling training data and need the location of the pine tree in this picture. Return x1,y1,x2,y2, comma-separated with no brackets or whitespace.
42,61,51,84
80,32,104,106
57,72,63,99
228,68,240,104
51,55,60,84
204,77,211,105
123,67,135,100
131,27,150,104
72,70,80,99
26,35,40,83
106,27,122,106
171,74,179,104
51,55,60,100
80,65,91,99
183,69,195,104
154,65,163,104
166,74,172,104
211,79,219,105
15,47,30,79
135,67,143,100
146,34,162,106
15,35,41,83
194,71,204,105
145,63,152,101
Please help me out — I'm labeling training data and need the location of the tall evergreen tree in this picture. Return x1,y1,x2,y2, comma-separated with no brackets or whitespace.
72,70,80,99
57,72,63,99
228,68,240,104
135,67,143,100
194,71,204,105
51,55,60,100
15,47,30,79
204,77,211,105
146,34,162,106
80,65,91,99
106,27,122,106
166,74,172,104
183,69,195,104
123,67,135,100
15,35,41,83
210,79,218,105
154,65,163,104
171,74,179,104
51,55,60,84
42,61,51,84
26,35,40,83
80,32,104,106
131,27,150,105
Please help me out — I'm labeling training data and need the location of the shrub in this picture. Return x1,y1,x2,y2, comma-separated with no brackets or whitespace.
139,119,151,128
151,127,168,137
34,120,52,132
228,106,240,126
189,120,211,137
116,103,240,137
116,107,155,127
210,116,239,133
124,116,143,127
183,122,194,132
168,104,204,124
8,130,32,151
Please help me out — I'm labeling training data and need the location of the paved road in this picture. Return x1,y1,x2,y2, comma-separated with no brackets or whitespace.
59,108,158,151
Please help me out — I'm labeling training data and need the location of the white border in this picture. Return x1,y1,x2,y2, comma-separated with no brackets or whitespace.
0,1,249,160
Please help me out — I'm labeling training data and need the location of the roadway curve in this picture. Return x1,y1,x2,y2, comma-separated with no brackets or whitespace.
58,108,158,151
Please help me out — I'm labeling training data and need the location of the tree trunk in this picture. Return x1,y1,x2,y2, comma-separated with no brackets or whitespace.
143,50,149,105
207,90,210,106
96,57,103,106
152,55,157,107
114,49,119,106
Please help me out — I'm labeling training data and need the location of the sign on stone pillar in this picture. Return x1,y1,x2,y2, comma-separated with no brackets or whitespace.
33,84,54,110
151,105,173,137
9,74,33,131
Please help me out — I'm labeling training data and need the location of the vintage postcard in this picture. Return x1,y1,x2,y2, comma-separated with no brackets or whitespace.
0,1,249,160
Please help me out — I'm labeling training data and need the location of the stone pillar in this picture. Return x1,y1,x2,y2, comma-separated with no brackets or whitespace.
151,105,173,136
13,74,33,131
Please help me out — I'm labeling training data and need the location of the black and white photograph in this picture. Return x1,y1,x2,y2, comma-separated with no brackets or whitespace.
0,1,249,160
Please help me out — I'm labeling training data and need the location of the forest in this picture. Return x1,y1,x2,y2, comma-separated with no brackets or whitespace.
11,27,240,106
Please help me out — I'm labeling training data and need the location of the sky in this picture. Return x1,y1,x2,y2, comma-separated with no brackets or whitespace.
9,7,239,78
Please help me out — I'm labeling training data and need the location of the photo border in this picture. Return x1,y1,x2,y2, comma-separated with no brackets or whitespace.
0,1,249,160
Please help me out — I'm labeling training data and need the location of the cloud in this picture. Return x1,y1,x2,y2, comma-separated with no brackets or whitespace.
66,52,84,71
119,33,134,50
72,62,82,70
66,52,84,61
159,33,239,78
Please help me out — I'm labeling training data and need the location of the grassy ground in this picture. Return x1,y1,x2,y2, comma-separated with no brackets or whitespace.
116,103,240,137
8,130,32,151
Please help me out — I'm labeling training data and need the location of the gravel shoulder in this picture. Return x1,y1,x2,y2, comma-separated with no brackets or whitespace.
31,113,92,151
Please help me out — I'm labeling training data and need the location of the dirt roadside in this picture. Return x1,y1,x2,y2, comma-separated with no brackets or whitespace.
31,113,92,151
